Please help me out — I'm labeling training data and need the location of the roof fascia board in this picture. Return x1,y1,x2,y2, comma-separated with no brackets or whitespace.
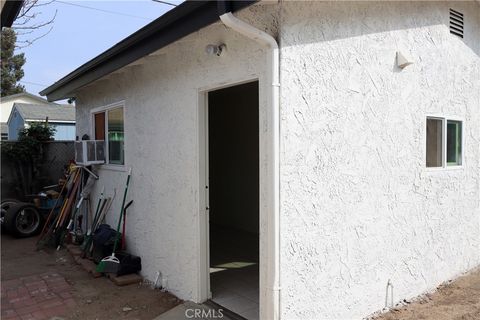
1,0,24,28
26,119,76,123
41,0,256,101
42,1,207,95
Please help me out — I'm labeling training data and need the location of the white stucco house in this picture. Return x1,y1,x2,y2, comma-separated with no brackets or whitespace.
41,1,480,319
0,92,52,140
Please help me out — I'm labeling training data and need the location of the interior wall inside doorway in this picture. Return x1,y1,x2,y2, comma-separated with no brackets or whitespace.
208,81,259,234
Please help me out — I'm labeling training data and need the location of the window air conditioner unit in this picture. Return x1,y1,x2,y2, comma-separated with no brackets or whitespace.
75,140,105,165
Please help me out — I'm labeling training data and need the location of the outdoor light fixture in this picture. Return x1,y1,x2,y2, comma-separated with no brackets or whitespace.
396,51,413,69
205,44,226,56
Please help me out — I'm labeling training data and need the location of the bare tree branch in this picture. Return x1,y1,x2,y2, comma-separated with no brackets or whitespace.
15,24,54,49
16,0,39,20
12,0,57,48
14,11,57,30
15,29,36,36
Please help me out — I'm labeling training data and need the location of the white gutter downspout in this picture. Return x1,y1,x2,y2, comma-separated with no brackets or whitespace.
219,12,281,320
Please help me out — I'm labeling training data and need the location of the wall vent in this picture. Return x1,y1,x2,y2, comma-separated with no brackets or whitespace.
449,9,464,38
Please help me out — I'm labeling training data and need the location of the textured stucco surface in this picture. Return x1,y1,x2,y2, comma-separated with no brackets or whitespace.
72,1,480,319
279,1,480,319
74,4,274,304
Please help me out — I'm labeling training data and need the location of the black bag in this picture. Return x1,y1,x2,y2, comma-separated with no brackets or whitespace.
92,224,121,264
116,252,142,276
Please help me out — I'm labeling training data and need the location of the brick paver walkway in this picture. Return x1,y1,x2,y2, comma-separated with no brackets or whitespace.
1,272,76,320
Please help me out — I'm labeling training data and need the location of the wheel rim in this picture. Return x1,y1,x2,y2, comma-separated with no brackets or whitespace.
15,208,40,234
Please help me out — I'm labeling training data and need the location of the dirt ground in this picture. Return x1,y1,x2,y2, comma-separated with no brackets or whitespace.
3,234,480,320
1,234,180,320
373,267,480,320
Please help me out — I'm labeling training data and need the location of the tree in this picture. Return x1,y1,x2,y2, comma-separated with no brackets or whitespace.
1,1,57,96
1,28,26,97
13,0,57,48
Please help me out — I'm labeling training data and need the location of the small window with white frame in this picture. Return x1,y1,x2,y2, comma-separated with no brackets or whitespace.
426,116,463,168
92,103,125,166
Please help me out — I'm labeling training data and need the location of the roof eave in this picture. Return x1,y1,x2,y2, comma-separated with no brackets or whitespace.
1,0,24,29
41,0,256,102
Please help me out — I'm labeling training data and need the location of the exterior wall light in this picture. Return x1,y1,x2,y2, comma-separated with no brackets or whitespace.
205,44,226,56
396,51,413,69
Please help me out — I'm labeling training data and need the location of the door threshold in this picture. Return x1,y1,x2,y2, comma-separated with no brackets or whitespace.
204,300,248,320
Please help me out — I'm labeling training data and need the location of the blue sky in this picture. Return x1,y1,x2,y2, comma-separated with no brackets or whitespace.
16,0,182,97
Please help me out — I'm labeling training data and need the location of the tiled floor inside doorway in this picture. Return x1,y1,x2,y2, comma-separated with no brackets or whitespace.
210,226,259,320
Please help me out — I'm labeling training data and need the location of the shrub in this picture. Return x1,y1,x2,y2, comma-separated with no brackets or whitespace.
1,122,56,196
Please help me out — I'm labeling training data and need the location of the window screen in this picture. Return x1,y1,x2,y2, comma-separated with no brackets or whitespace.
107,107,124,165
447,120,462,166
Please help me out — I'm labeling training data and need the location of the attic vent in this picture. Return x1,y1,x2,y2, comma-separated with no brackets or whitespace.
449,8,464,38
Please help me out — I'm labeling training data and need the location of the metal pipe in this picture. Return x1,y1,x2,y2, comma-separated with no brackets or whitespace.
73,165,99,180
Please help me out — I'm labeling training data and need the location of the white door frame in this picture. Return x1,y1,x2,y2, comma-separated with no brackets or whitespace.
197,77,263,307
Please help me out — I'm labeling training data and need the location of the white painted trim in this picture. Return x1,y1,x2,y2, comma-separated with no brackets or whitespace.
197,76,259,93
90,100,125,114
197,88,210,302
197,78,261,306
26,119,76,124
89,100,126,168
97,164,128,172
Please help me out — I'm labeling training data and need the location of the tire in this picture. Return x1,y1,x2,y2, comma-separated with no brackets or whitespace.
4,203,43,238
1,199,19,233
1,198,19,211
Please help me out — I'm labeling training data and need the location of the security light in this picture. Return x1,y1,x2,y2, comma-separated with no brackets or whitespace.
205,44,226,56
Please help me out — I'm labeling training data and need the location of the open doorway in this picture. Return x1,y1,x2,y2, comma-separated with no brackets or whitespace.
207,81,259,320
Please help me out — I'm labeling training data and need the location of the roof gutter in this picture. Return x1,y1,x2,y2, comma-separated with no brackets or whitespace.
219,7,281,320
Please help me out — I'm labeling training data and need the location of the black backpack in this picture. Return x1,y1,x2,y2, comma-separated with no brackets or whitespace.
92,224,120,264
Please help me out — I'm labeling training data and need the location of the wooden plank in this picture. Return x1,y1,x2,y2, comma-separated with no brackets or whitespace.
110,273,143,286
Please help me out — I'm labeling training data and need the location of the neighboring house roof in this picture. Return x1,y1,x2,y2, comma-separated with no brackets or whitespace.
1,0,24,28
1,92,53,104
40,0,256,101
8,103,75,124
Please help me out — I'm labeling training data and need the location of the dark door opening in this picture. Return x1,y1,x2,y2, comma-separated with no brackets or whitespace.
208,81,259,320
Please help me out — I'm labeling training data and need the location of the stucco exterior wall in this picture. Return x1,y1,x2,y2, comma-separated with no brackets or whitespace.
74,4,274,303
71,1,479,318
279,1,480,319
